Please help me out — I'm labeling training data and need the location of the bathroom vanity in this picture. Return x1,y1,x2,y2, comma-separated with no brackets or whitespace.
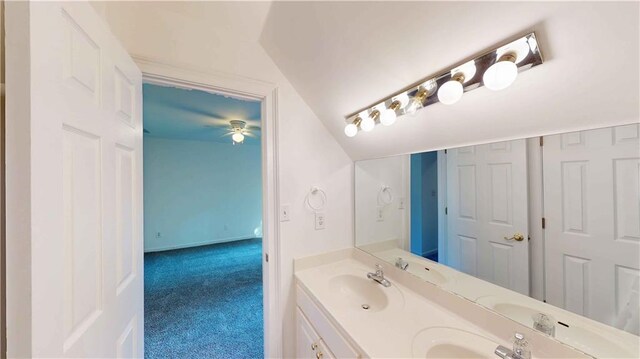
294,249,593,359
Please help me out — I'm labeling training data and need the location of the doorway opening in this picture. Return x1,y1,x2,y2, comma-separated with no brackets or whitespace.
142,83,264,358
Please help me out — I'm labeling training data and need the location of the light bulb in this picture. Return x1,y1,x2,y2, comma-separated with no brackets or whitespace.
437,78,464,105
405,98,423,115
232,132,245,143
344,123,358,137
360,115,375,132
483,57,518,91
379,108,397,126
406,87,429,115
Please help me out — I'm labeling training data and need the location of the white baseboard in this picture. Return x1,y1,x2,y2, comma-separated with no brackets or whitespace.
144,236,261,253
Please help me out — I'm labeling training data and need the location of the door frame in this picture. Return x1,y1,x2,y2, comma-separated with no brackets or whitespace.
126,57,283,358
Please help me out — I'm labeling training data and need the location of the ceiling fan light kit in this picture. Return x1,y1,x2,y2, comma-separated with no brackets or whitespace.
343,32,543,138
228,119,250,145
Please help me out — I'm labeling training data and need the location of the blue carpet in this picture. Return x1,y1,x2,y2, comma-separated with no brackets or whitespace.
144,238,263,359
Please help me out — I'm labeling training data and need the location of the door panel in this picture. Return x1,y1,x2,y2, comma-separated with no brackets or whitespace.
543,124,640,333
6,1,143,357
447,140,529,294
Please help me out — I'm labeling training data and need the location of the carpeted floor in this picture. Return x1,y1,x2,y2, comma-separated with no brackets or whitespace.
144,238,263,359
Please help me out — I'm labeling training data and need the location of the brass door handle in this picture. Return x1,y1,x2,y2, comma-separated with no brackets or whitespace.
316,352,323,359
504,233,525,241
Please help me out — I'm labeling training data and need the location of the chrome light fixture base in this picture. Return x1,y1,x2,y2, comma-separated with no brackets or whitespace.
344,32,543,134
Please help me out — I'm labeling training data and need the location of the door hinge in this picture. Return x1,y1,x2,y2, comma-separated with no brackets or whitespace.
539,136,544,146
445,207,448,215
542,217,546,229
444,149,447,154
265,253,269,262
528,235,531,242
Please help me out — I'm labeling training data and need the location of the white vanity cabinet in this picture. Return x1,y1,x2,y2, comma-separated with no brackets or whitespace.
296,285,362,359
297,308,336,359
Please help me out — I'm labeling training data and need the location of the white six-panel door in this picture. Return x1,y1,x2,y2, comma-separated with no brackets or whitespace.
543,124,640,332
6,1,143,357
446,140,529,294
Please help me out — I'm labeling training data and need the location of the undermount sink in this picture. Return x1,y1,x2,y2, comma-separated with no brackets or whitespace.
476,295,636,358
412,327,501,358
329,274,400,312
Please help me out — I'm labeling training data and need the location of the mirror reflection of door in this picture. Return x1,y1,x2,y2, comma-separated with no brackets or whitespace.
445,140,529,295
543,125,640,331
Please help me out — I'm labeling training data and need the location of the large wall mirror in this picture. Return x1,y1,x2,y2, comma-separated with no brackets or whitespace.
355,123,639,358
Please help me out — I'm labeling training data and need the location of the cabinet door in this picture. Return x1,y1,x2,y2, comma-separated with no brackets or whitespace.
297,308,320,359
317,339,337,359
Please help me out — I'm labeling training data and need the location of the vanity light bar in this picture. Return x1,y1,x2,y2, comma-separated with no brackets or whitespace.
343,32,543,137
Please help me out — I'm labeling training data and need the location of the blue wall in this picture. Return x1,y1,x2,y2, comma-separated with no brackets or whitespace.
144,137,262,252
410,152,439,258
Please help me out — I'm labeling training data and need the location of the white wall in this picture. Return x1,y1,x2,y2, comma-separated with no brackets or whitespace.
143,137,262,252
354,156,409,248
92,2,354,357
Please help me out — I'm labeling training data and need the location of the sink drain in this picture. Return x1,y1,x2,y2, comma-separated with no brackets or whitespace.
361,304,370,310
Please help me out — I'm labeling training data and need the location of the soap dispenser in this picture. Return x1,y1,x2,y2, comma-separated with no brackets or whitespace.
512,332,531,359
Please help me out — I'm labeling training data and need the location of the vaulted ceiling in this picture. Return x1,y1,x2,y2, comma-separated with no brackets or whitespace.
260,2,639,160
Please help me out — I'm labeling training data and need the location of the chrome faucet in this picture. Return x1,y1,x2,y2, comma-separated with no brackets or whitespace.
495,333,531,359
395,257,409,270
367,264,391,287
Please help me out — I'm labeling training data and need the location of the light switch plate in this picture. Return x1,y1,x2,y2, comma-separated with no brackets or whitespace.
398,197,405,209
280,204,291,222
376,208,384,222
315,212,326,230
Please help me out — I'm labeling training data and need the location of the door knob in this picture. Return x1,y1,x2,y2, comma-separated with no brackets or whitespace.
504,233,525,241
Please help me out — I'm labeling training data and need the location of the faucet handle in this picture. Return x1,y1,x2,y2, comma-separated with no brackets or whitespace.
512,332,531,359
375,264,383,271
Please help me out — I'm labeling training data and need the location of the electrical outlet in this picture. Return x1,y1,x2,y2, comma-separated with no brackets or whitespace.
376,208,384,222
155,232,161,239
280,204,291,222
315,212,326,230
398,197,405,209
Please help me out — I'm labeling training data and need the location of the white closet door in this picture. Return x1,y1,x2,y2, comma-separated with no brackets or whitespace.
6,1,143,357
447,140,529,294
543,124,640,331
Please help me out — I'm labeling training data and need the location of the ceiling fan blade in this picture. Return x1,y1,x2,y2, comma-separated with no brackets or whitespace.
244,119,261,128
204,118,234,127
244,132,258,138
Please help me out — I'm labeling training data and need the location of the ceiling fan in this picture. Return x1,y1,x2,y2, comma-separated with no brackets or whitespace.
223,119,257,145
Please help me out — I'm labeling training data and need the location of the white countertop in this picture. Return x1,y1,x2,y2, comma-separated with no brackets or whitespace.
295,248,592,359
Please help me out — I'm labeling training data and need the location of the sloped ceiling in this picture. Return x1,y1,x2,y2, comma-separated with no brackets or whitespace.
260,1,639,160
